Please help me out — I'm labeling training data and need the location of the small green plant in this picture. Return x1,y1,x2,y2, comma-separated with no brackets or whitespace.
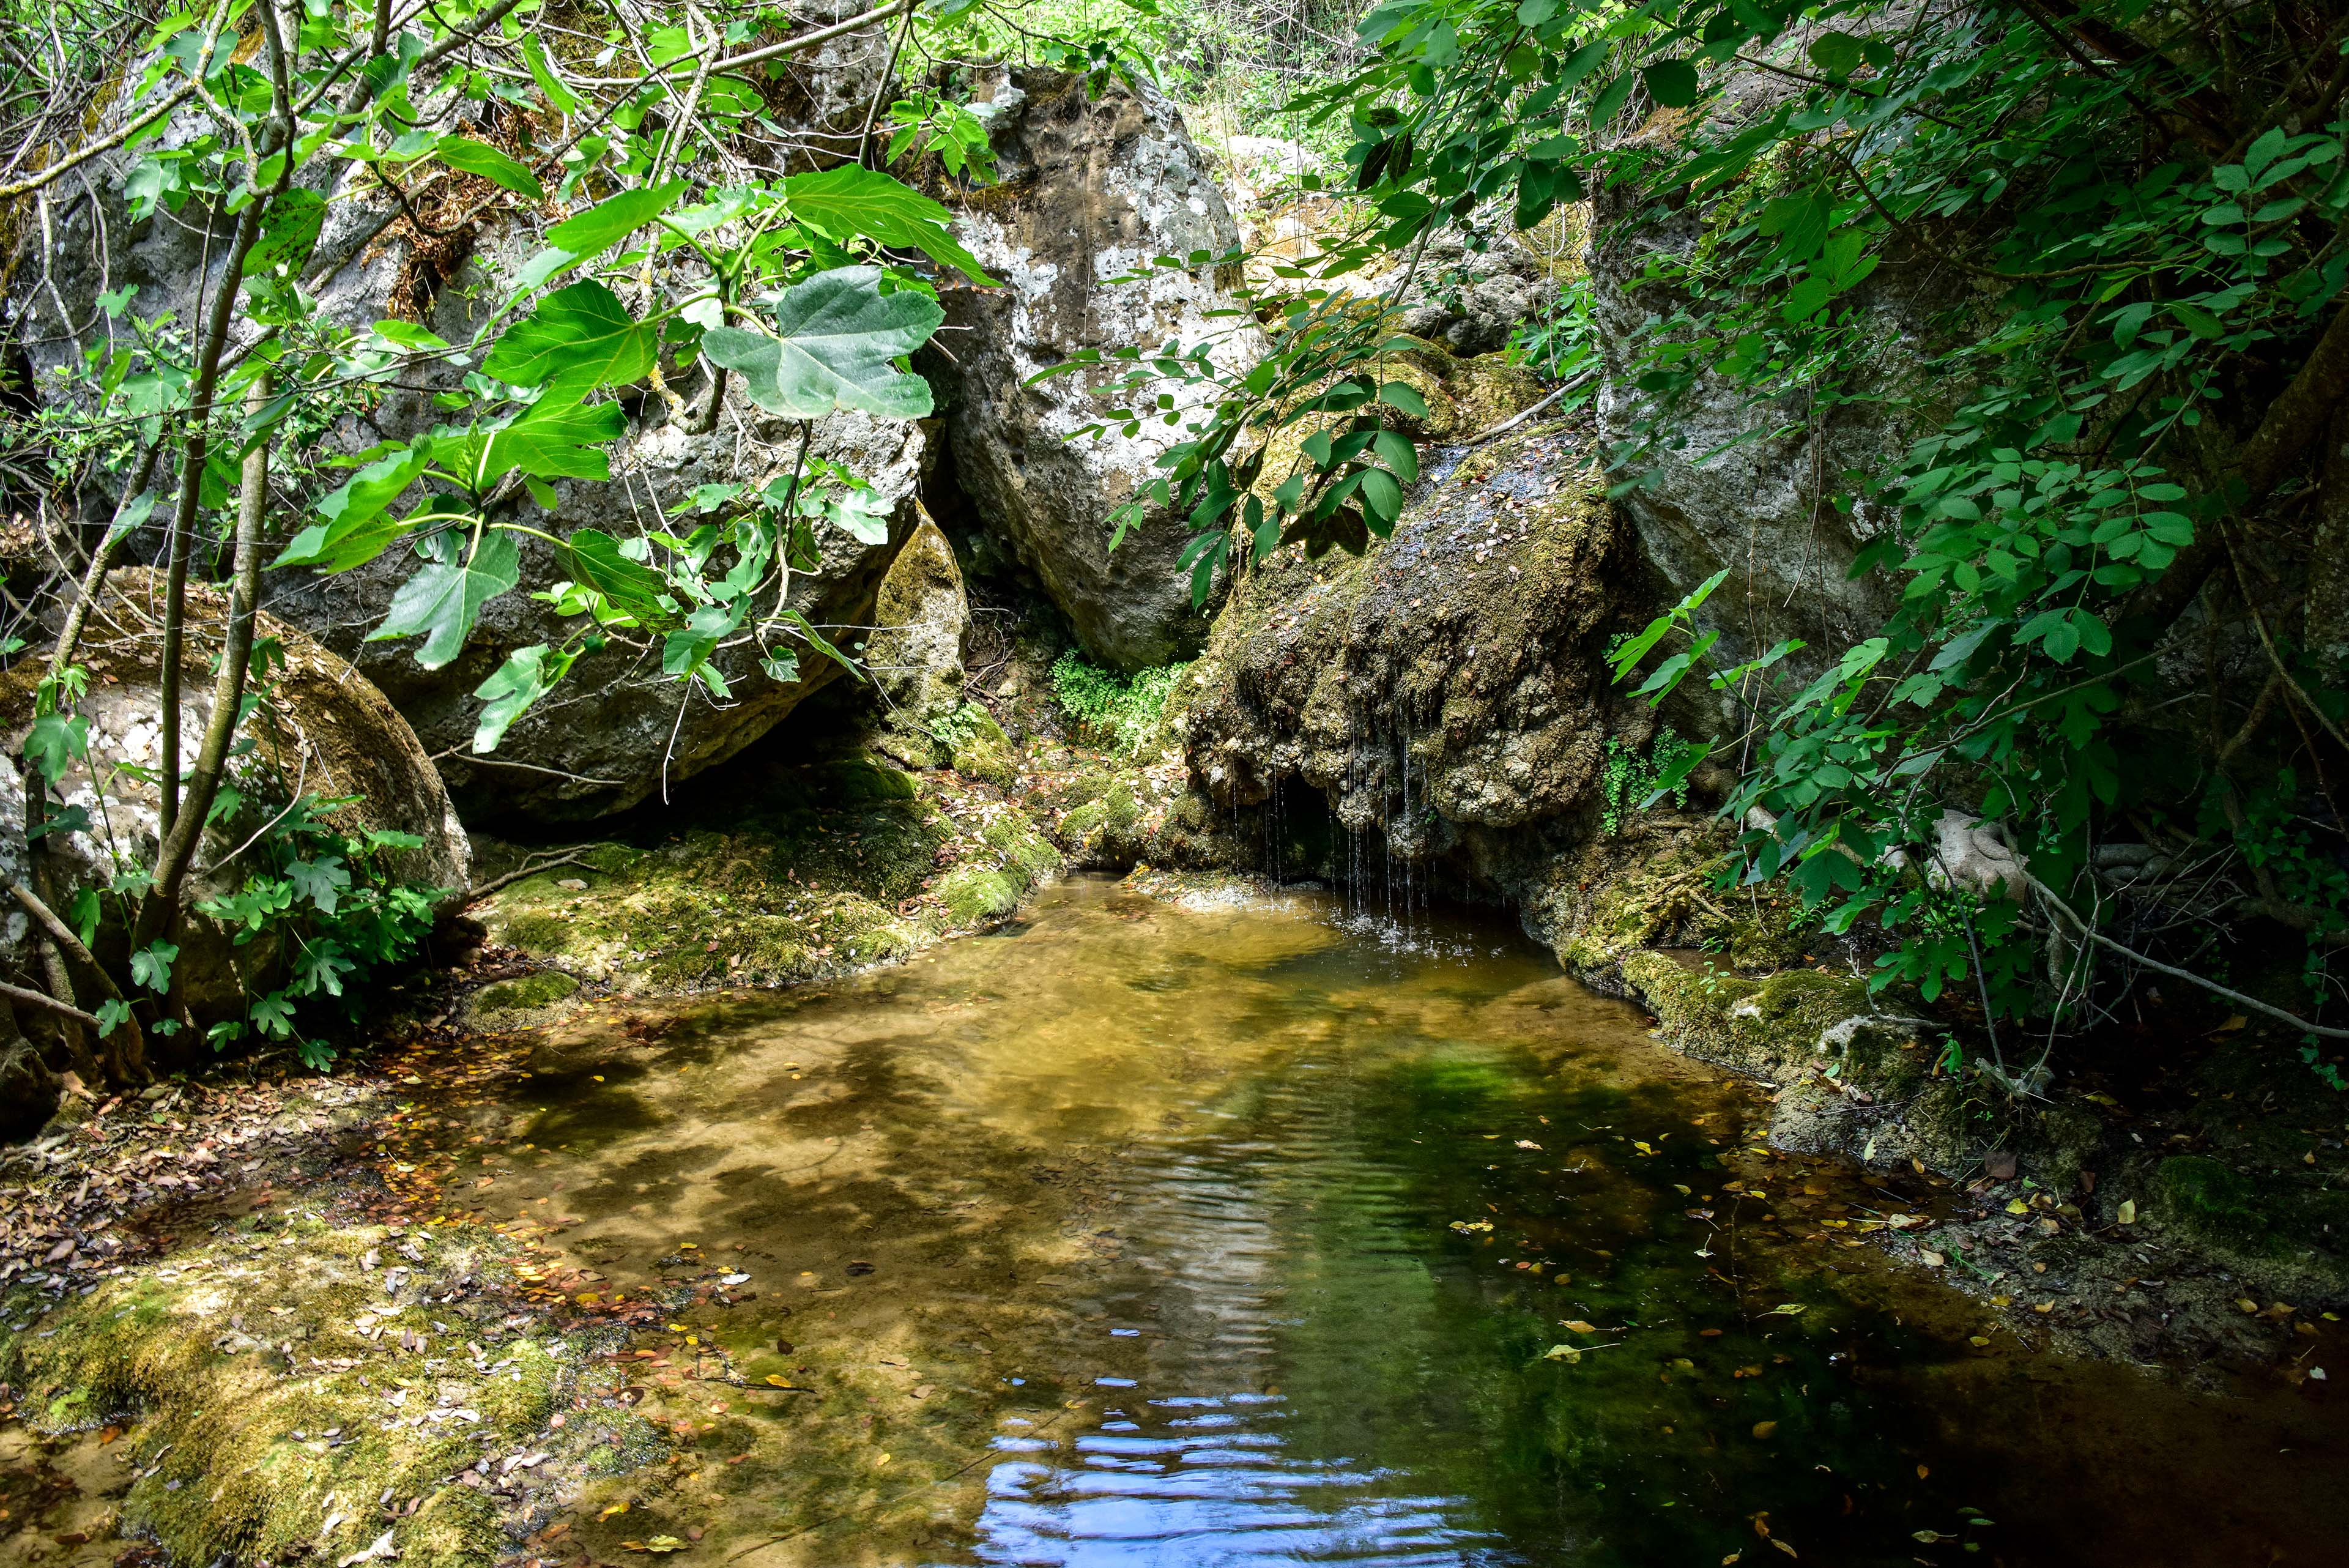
1598,729,1693,834
928,701,996,752
1050,653,1189,756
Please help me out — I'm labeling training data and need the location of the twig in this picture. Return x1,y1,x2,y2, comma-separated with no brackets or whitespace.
2025,872,2349,1039
0,977,102,1029
466,854,604,902
1460,382,1570,446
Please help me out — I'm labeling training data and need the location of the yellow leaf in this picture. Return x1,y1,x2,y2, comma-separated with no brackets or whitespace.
1751,1421,1778,1438
874,1452,892,1467
1968,1335,1991,1347
2117,1199,2137,1224
601,1503,629,1520
2005,1198,2028,1214
1542,1344,1583,1362
1772,1540,1797,1558
2237,1298,2260,1313
643,1537,689,1554
1562,1320,1600,1334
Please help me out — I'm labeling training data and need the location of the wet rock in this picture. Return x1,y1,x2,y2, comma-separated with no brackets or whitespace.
928,68,1262,671
0,570,470,1023
1617,950,1964,1170
1182,415,1627,871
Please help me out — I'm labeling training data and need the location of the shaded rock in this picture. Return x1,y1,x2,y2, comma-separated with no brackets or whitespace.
0,570,470,1022
1586,151,1934,696
929,68,1262,671
866,515,971,770
1618,950,1962,1169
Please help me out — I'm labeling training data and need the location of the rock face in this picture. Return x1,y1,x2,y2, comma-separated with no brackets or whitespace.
930,69,1262,672
1182,409,1638,897
1585,180,1930,697
0,570,470,1021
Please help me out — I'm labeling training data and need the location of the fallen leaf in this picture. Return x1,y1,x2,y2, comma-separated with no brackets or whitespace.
642,1537,689,1553
1562,1320,1600,1334
1542,1345,1583,1362
1772,1542,1797,1558
1968,1336,1992,1347
600,1503,630,1520
1751,1421,1778,1439
336,1529,399,1568
2117,1199,2137,1225
1515,1140,1542,1150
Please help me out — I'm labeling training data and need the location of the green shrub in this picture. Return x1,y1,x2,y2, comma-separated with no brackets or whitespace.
1049,653,1188,756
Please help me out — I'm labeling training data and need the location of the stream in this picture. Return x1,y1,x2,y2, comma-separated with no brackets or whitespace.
437,876,2347,1567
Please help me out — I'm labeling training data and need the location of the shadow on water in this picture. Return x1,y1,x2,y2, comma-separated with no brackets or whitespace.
433,876,2348,1568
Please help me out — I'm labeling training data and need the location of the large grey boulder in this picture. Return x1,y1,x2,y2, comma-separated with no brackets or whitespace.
7,97,927,823
929,69,1263,672
0,570,471,1022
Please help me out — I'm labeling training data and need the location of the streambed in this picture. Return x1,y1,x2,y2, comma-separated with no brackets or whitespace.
431,876,2345,1566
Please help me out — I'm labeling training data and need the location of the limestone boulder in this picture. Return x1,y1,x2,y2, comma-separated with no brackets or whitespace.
1182,408,1633,879
0,570,470,1022
928,68,1263,671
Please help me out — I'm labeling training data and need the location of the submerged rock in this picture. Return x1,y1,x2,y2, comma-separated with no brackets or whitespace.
929,68,1261,671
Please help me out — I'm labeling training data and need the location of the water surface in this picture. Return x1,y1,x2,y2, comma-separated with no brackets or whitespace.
442,877,2347,1567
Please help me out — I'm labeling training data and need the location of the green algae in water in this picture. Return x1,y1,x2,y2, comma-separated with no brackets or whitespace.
434,879,2348,1568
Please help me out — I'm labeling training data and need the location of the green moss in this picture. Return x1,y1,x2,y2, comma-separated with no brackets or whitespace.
952,712,1018,789
937,865,1023,924
2149,1155,2272,1251
2,1217,631,1568
471,971,580,1015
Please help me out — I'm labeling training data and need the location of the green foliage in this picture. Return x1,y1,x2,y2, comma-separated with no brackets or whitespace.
196,805,444,1071
1072,0,2349,1075
1598,728,1692,835
701,267,947,419
1050,653,1188,755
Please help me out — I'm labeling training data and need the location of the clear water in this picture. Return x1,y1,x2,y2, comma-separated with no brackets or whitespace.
445,876,2349,1568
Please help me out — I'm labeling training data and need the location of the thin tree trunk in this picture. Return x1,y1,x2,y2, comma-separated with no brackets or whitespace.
155,199,267,841
134,372,273,953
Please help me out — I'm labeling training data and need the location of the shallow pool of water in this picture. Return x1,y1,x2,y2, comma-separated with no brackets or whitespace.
442,876,2347,1567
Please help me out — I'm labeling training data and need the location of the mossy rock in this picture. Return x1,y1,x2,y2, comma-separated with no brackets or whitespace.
809,757,919,803
952,713,1019,789
464,970,581,1028
1,1217,650,1568
2148,1155,2273,1252
1554,827,1801,980
1618,952,1960,1167
937,865,1025,924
